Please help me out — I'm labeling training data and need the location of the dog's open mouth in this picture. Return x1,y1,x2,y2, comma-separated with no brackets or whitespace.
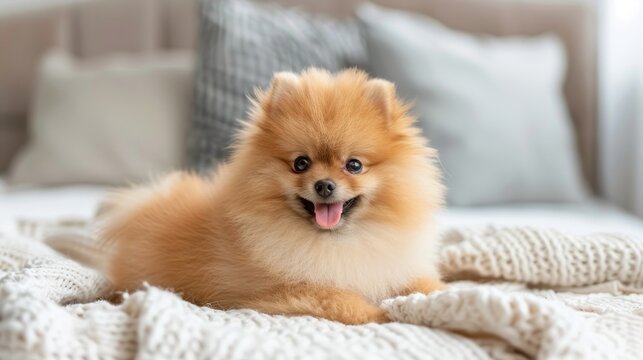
299,196,359,229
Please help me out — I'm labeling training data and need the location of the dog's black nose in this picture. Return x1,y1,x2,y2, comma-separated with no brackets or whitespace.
315,179,336,198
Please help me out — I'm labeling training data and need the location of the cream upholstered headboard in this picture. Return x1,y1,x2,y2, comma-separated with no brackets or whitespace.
0,0,598,192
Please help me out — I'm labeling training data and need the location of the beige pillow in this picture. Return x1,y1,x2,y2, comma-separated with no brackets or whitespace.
9,51,194,185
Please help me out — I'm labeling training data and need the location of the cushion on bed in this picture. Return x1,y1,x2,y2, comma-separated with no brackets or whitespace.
356,3,588,206
188,0,366,171
8,51,194,186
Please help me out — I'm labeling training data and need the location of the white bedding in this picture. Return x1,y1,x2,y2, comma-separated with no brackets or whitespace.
2,183,643,237
1,216,643,359
0,184,106,236
2,183,643,359
440,203,643,236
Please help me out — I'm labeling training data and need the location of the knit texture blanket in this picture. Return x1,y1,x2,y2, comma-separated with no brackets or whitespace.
1,222,642,360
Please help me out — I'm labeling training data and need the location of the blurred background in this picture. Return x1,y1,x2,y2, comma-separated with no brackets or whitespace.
0,0,642,222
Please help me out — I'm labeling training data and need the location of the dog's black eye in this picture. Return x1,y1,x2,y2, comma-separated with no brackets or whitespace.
346,159,362,174
293,156,311,173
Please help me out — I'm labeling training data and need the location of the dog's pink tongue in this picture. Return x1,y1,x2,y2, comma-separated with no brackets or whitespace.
314,202,343,229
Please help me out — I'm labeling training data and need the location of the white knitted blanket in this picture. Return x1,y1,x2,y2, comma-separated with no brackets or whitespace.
1,222,642,360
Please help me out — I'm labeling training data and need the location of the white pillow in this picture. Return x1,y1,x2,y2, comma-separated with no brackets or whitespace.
9,51,194,186
357,3,588,205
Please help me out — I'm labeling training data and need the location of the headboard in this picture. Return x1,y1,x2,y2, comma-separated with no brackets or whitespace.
0,0,598,192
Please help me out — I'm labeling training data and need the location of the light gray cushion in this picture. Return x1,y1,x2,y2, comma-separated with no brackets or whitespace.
356,3,588,205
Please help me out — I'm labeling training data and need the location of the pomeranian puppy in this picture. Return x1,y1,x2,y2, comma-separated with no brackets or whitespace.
99,68,444,325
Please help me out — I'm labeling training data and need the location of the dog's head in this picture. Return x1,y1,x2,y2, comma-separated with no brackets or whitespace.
234,68,443,232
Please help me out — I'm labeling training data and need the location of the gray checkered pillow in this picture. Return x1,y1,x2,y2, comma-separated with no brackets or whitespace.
189,0,367,170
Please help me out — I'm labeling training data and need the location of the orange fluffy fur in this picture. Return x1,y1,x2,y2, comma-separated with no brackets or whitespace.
99,68,445,325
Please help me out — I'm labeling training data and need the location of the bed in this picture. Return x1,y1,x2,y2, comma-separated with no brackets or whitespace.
2,1,643,359
1,180,643,359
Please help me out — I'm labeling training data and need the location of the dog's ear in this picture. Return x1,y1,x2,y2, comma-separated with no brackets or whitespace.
264,72,301,111
364,78,396,124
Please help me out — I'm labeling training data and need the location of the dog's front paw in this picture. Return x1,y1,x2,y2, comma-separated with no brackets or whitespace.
397,277,447,297
370,309,392,324
341,308,391,325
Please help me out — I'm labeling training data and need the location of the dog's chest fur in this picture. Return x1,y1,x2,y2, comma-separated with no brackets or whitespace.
240,221,440,303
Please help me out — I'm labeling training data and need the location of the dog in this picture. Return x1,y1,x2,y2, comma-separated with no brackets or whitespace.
99,68,445,324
